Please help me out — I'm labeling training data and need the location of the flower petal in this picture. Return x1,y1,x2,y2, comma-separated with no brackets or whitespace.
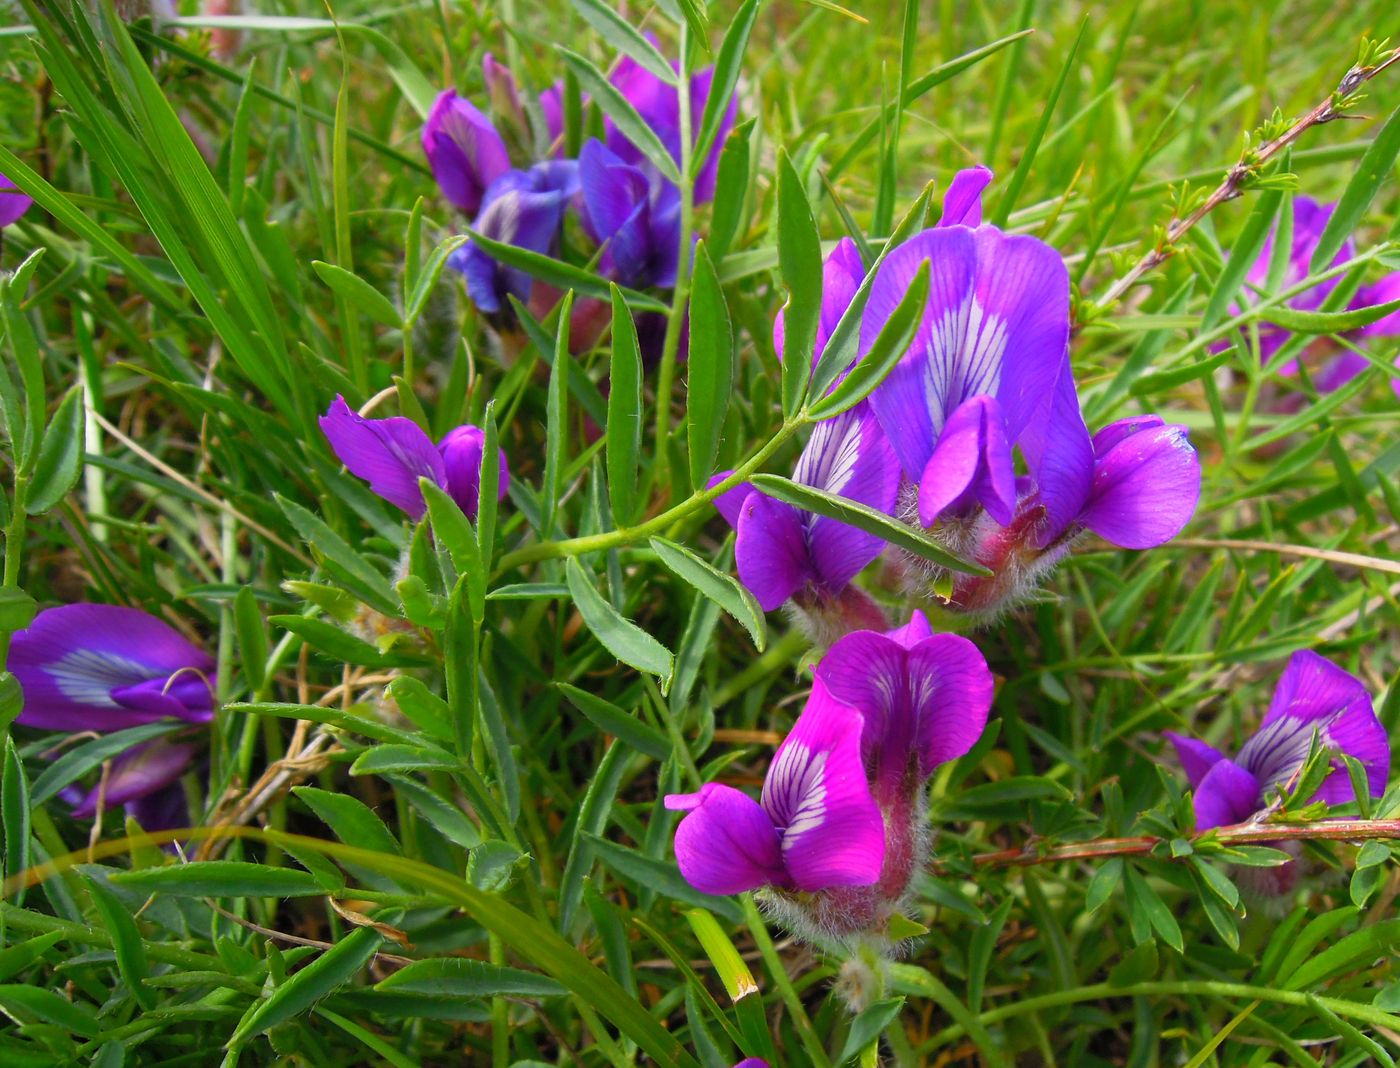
795,404,901,591
938,165,992,228
734,494,813,612
0,172,33,228
1164,731,1229,790
761,682,884,891
1019,365,1094,545
438,425,510,520
905,634,995,771
422,90,511,216
706,472,751,530
775,236,865,372
10,604,214,732
456,164,576,313
917,396,1017,526
1356,272,1400,338
67,739,197,818
884,611,933,650
665,783,787,895
1079,422,1200,549
1191,757,1261,832
319,395,444,518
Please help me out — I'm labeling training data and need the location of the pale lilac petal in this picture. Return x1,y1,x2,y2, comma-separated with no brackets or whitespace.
666,784,787,895
1079,423,1200,549
422,90,511,215
1192,757,1261,831
734,494,812,612
905,634,994,771
885,611,932,650
1255,650,1388,804
11,604,214,732
939,165,992,228
319,395,444,518
795,405,901,590
0,172,32,228
1164,731,1228,790
761,683,883,891
706,472,750,530
438,425,510,520
917,396,1017,526
68,740,196,818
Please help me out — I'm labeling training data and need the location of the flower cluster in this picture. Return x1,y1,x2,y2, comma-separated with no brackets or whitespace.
667,611,992,946
423,45,735,329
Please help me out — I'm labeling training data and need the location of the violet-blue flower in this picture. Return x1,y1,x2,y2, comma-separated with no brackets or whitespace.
319,395,510,521
1166,650,1388,833
422,90,512,217
578,139,682,289
664,681,884,896
62,738,197,832
10,604,215,732
0,171,32,228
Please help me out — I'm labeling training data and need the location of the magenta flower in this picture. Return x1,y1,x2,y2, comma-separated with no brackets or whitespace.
0,171,32,228
1166,651,1388,833
449,160,580,314
664,682,884,895
422,90,512,217
10,604,215,732
319,395,509,520
710,404,900,619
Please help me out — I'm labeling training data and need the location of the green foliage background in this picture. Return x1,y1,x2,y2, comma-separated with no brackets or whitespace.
0,0,1398,1064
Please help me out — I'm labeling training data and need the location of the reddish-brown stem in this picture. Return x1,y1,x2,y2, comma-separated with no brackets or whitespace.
1095,48,1400,311
935,818,1400,874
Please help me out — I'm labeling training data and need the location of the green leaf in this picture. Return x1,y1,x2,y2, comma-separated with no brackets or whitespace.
838,997,905,1064
543,292,573,538
1286,918,1400,992
229,927,382,1047
1203,188,1283,330
709,120,752,261
110,862,327,898
1260,295,1400,334
384,775,482,850
685,909,758,1002
269,615,398,668
83,876,155,1009
692,0,757,171
776,150,822,416
558,49,681,184
587,834,742,923
24,385,85,515
467,839,526,892
1311,102,1400,272
377,957,566,999
1085,857,1123,913
350,745,458,775
607,285,643,527
569,0,677,85
468,229,666,311
421,478,482,588
556,682,671,760
686,241,734,488
403,234,470,325
233,586,268,693
558,742,630,932
0,983,99,1037
1124,865,1183,953
748,474,991,575
293,785,401,855
565,558,673,684
384,677,454,743
276,495,398,615
2,739,29,907
0,588,36,633
312,260,401,327
806,258,928,419
1107,941,1159,988
649,537,765,650
29,722,179,805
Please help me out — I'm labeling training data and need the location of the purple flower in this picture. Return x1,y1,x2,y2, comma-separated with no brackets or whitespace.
10,604,215,732
664,681,884,895
1166,651,1388,833
0,172,31,227
710,404,900,617
816,611,993,808
422,90,512,216
450,160,580,315
319,395,510,520
578,139,682,289
62,738,196,831
861,202,1071,528
772,236,865,373
605,43,736,205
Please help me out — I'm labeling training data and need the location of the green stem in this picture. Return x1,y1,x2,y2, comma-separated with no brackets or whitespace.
922,980,1400,1054
650,22,696,493
495,419,801,574
742,894,833,1068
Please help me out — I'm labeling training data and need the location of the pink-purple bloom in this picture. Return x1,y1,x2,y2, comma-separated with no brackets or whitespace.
0,171,32,228
319,396,509,521
422,90,512,217
1166,650,1388,833
665,681,884,896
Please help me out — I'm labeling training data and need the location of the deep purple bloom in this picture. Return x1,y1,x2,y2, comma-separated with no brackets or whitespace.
319,395,510,520
0,172,31,227
816,611,993,808
10,604,215,732
605,43,736,205
450,160,580,314
578,139,682,289
861,211,1070,528
1166,651,1388,833
422,90,512,216
710,404,900,617
665,681,884,895
62,738,196,831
